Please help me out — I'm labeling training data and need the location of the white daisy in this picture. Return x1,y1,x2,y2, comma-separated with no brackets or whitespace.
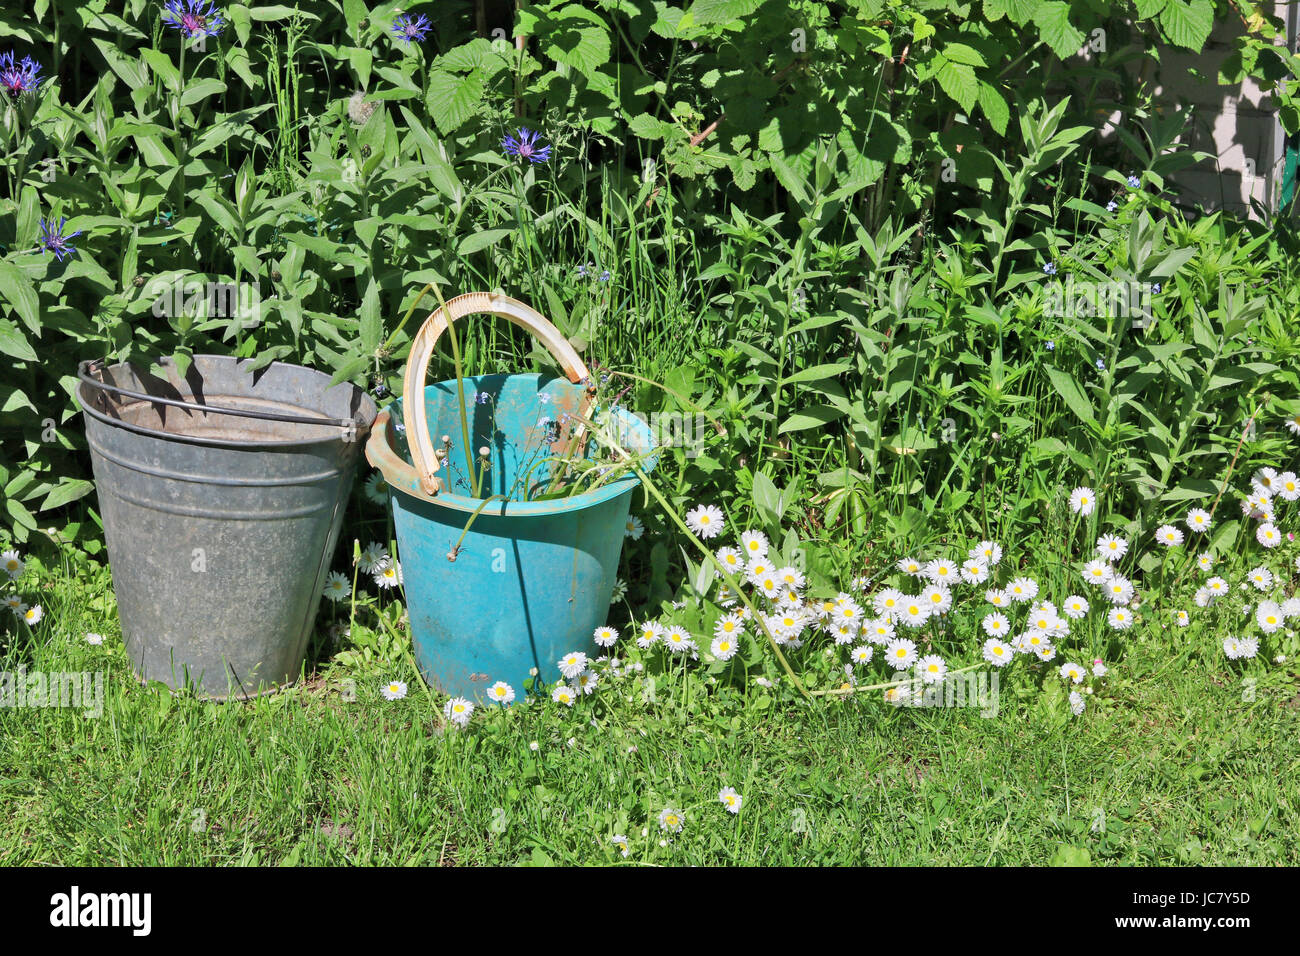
3,594,26,615
884,637,918,670
1256,602,1283,634
715,546,745,574
86,632,105,645
924,559,958,586
1006,577,1038,603
1068,486,1096,516
1096,534,1128,561
1196,552,1215,572
1223,637,1241,660
1155,524,1184,547
358,541,390,574
920,584,953,614
381,680,407,700
960,557,990,584
1246,568,1273,592
831,600,864,628
364,472,389,503
488,681,516,704
718,787,743,814
662,625,696,654
1062,595,1090,619
322,571,352,602
625,515,645,539
863,617,894,645
710,634,740,660
1104,575,1135,605
576,670,599,695
713,613,745,641
1256,523,1281,548
872,588,904,618
1059,661,1086,684
611,835,630,857
985,588,1009,608
1175,610,1189,627
917,654,947,684
2,550,25,579
593,626,619,648
373,560,403,589
897,599,930,629
552,684,577,706
775,565,806,591
1069,691,1085,716
658,807,684,832
685,503,725,539
1106,606,1133,630
850,644,874,665
558,651,589,679
1237,637,1259,659
739,529,769,558
610,578,628,604
22,605,42,626
982,612,1010,637
1286,414,1300,436
1082,559,1114,586
1277,471,1299,501
897,556,925,577
636,620,664,648
982,638,1013,667
1185,508,1211,533
444,697,474,726
970,540,1003,565
1092,660,1108,677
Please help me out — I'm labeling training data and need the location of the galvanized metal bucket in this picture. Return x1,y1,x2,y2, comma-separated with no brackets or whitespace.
365,293,654,700
78,355,377,699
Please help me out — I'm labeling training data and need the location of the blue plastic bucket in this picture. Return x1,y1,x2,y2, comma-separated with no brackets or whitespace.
367,371,654,699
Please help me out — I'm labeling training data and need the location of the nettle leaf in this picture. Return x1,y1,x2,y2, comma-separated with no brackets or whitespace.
687,0,765,26
984,0,1039,24
540,5,612,73
978,81,1010,136
1034,1,1086,60
1134,0,1170,20
1159,0,1214,51
934,56,978,114
425,68,483,134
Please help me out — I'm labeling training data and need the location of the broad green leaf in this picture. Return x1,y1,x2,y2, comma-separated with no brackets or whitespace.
1034,2,1085,59
1044,366,1096,425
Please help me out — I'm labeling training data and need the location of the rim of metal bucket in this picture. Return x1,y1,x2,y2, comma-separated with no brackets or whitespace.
78,355,376,449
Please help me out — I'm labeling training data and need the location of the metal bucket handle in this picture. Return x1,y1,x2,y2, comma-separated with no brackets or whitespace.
401,292,592,496
78,359,364,430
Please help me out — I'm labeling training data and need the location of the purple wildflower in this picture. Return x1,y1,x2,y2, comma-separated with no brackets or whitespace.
1045,340,1055,351
36,217,82,261
392,13,432,43
162,0,226,39
1043,262,1056,276
598,269,611,282
1151,282,1161,294
1126,174,1141,189
1105,200,1117,212
0,51,44,96
502,128,552,165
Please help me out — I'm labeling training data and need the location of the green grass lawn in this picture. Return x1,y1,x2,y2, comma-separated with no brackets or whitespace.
3,562,1297,867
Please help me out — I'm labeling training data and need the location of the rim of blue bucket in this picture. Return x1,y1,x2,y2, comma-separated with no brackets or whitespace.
379,390,656,518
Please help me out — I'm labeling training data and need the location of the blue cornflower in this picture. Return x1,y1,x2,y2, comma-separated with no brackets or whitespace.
1043,262,1057,276
36,217,82,261
0,51,44,96
162,0,226,39
1095,358,1106,371
1045,340,1055,351
392,13,432,43
598,269,611,282
502,128,552,165
1151,282,1161,294
1106,200,1117,212
1126,174,1141,188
